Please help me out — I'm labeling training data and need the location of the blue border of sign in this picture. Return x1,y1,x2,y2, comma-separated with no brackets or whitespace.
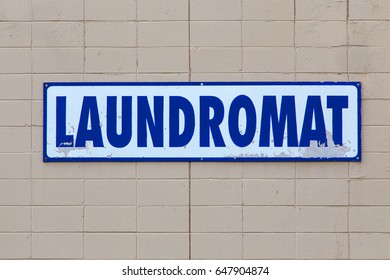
43,81,361,162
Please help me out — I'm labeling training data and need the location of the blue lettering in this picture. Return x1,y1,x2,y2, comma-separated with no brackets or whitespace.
327,96,348,146
260,96,298,147
228,95,256,147
107,96,132,148
75,96,104,147
200,96,226,147
56,96,74,147
137,96,163,147
300,96,327,147
169,96,195,147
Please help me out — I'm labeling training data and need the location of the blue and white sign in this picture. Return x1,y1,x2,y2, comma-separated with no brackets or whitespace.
44,82,361,162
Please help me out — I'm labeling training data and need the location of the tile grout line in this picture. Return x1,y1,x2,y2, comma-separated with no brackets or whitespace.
346,0,351,260
135,0,139,82
294,0,298,260
294,163,297,260
240,0,244,82
82,0,86,260
188,0,192,260
241,0,244,259
187,0,191,78
294,0,297,82
4,19,390,22
135,0,139,260
135,164,138,259
83,178,86,259
188,162,192,260
30,0,34,260
83,0,86,82
241,168,244,260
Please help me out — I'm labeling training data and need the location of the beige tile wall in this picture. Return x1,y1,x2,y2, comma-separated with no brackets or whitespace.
0,0,389,260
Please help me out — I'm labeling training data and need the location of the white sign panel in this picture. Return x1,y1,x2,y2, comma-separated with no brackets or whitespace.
44,82,361,162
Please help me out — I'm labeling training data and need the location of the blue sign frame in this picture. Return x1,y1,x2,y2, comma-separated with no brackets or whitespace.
43,81,361,162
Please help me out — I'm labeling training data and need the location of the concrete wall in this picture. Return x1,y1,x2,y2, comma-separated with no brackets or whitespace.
1,0,390,259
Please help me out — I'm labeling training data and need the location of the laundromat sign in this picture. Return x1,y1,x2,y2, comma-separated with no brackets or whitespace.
44,82,361,162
